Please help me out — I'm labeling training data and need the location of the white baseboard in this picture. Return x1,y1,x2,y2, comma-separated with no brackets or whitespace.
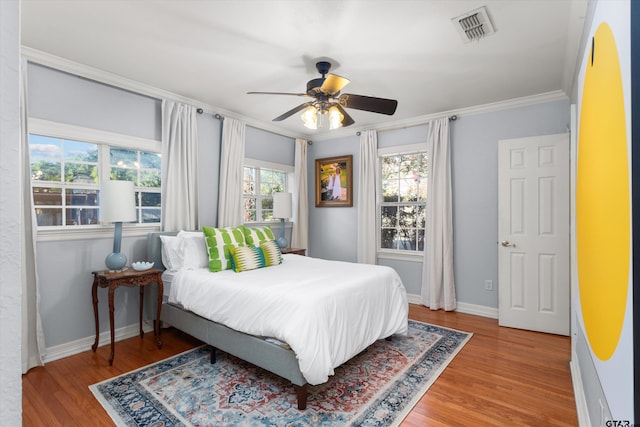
455,301,499,319
43,321,154,363
406,293,423,305
407,293,498,319
570,356,591,427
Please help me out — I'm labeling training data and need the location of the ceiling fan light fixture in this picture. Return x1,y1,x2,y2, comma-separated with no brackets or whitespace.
302,105,318,129
302,104,345,130
250,60,397,129
328,105,344,130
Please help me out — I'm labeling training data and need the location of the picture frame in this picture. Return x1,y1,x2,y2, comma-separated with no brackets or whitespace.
315,155,353,207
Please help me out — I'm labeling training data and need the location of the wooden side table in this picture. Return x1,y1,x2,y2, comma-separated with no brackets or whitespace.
281,248,306,256
91,268,164,365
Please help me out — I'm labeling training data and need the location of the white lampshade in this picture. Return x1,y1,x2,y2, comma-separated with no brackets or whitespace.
273,192,292,219
100,180,137,223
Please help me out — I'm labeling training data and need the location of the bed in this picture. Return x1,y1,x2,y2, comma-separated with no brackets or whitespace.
146,230,408,410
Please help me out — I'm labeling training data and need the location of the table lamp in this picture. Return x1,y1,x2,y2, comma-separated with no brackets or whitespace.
273,192,292,249
100,180,137,270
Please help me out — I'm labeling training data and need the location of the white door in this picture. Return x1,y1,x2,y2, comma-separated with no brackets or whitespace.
498,133,570,335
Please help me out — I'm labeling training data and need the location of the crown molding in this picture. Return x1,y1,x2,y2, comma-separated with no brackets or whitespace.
20,46,302,139
312,90,569,141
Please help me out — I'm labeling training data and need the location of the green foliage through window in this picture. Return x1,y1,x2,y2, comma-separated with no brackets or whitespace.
380,152,427,252
243,166,286,222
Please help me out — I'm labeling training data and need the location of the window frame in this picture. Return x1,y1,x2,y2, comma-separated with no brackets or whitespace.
29,118,162,241
243,158,294,226
377,143,428,261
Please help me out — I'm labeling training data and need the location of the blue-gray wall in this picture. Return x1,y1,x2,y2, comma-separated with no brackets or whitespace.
28,63,161,140
307,135,359,262
245,126,295,166
450,101,570,307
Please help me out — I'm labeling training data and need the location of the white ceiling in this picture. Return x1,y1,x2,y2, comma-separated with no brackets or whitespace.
21,0,588,139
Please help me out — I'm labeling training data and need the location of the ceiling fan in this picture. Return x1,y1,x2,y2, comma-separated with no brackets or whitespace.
247,61,398,130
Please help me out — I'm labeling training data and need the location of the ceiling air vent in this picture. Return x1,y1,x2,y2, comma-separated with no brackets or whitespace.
452,6,495,43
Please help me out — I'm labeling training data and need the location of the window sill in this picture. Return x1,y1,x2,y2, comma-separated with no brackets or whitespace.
244,221,291,228
36,224,161,242
377,251,424,263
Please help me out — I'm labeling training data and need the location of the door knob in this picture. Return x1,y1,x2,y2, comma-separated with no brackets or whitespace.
501,240,516,247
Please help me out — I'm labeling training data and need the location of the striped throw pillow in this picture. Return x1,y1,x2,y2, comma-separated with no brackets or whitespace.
229,245,266,272
260,239,283,266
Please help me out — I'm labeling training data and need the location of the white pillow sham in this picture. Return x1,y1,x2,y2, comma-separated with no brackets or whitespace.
160,231,208,271
159,235,182,271
178,231,209,269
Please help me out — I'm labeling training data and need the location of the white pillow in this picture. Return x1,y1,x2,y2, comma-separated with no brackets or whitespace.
159,235,182,271
178,231,209,269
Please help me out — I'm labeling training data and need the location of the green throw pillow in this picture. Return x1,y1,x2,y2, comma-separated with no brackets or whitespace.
229,245,266,272
202,226,246,272
261,239,283,266
242,225,275,247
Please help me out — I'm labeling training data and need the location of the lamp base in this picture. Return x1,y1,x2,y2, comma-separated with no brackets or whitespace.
277,218,288,249
276,237,288,249
105,252,127,271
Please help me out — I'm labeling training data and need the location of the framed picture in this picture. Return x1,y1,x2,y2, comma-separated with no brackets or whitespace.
315,155,353,207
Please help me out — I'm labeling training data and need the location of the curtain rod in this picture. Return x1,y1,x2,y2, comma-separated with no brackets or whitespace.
196,108,223,121
354,115,458,136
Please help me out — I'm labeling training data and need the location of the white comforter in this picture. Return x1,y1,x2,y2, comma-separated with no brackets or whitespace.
168,254,408,385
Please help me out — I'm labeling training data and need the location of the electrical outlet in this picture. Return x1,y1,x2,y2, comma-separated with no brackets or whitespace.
484,280,493,291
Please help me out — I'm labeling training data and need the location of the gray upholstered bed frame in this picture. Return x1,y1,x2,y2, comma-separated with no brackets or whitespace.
146,232,309,409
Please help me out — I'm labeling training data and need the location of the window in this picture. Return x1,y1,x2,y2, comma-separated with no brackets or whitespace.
379,149,428,253
109,148,161,223
28,121,161,228
243,161,291,223
30,135,100,226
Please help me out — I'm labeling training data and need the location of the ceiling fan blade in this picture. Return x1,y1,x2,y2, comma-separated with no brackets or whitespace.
247,91,309,97
334,104,355,127
272,102,312,122
320,74,350,95
339,93,398,115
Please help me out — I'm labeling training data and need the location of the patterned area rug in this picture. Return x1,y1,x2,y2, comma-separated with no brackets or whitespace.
90,320,471,426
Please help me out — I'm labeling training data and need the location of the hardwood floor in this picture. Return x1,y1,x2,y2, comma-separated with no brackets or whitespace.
403,305,577,426
22,304,578,426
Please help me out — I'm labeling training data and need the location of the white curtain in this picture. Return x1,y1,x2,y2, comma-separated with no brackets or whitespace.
291,138,308,249
421,117,456,311
217,117,246,227
21,59,46,372
357,130,378,264
161,100,199,231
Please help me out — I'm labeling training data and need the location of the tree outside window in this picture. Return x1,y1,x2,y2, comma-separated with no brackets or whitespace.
380,152,427,252
243,166,286,222
110,148,161,223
